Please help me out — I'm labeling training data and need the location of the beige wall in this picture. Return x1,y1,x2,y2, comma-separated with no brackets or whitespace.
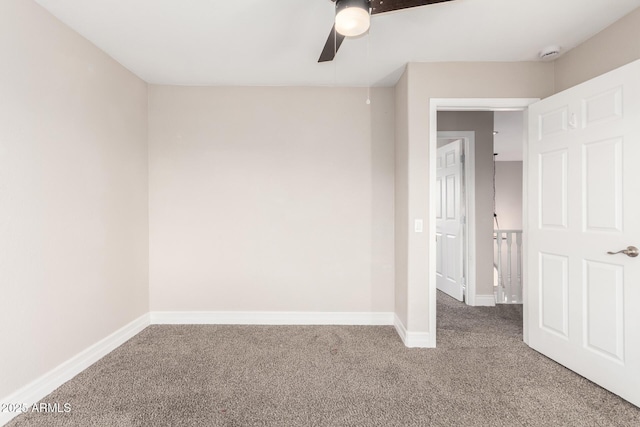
554,6,640,92
148,86,395,313
437,112,495,297
0,0,149,398
396,62,554,332
495,161,524,231
394,70,410,326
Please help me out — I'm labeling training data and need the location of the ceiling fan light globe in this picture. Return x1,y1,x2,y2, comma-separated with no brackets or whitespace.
335,3,370,37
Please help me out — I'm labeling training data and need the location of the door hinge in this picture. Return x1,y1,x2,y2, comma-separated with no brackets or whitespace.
460,216,466,225
460,154,465,164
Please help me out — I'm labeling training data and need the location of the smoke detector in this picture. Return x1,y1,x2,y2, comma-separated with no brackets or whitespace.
539,45,561,61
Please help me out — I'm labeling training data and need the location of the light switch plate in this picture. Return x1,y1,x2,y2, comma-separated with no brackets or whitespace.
414,219,423,233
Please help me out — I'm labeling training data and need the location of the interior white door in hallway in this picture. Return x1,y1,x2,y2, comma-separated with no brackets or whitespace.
436,139,464,301
527,59,640,407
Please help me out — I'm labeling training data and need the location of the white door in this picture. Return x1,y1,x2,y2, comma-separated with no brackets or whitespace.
436,139,464,301
527,59,640,407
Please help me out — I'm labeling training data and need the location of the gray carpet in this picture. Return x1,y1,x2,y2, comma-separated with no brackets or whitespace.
8,292,640,426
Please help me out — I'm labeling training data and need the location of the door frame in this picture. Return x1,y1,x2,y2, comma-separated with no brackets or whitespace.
437,131,476,304
429,98,539,344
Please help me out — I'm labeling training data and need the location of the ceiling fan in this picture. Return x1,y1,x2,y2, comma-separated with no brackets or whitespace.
318,0,455,62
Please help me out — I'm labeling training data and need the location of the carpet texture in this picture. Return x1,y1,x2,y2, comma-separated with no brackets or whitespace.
8,292,640,426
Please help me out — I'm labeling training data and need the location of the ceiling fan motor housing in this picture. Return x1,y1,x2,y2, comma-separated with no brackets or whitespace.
335,0,371,10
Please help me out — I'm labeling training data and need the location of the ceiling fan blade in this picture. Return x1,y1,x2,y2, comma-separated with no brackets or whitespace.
317,0,452,62
318,25,346,63
370,0,454,15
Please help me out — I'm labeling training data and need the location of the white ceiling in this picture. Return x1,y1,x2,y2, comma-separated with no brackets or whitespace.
34,0,640,87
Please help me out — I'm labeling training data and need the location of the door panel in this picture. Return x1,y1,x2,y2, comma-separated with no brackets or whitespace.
582,87,622,126
445,175,456,219
583,138,622,231
528,59,640,407
436,177,443,219
539,252,569,338
583,260,624,362
539,107,568,138
539,150,568,229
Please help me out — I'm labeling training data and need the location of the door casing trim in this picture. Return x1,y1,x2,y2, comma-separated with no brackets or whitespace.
429,98,539,346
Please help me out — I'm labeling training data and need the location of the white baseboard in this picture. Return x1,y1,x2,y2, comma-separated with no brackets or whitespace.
472,294,497,307
393,314,435,348
0,314,150,427
150,311,394,326
393,314,408,343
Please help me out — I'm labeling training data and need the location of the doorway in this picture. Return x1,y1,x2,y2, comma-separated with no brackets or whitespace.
436,110,526,307
428,98,539,344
